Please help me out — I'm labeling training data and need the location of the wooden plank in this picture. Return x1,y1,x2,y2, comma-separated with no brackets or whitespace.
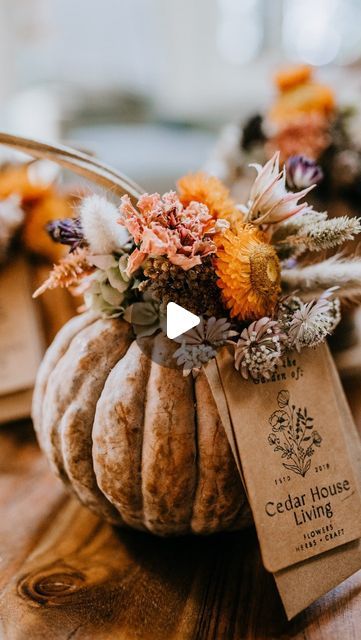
0,422,67,595
0,426,360,640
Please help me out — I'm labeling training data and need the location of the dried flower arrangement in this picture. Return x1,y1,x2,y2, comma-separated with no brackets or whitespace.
33,149,361,381
0,158,75,264
211,64,361,204
3,135,361,619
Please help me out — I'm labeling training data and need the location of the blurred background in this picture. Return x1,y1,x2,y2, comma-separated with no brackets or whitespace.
1,0,361,190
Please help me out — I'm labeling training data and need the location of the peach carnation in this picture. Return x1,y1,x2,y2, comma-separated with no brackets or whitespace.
119,191,225,275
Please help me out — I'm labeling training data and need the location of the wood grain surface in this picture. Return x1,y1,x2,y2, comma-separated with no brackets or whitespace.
0,262,361,640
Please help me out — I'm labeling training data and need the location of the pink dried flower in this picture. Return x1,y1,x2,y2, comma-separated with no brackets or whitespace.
119,191,220,275
241,152,315,226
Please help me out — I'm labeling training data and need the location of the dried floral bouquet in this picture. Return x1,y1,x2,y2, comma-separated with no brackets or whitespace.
0,158,76,264
32,150,361,381
218,65,361,203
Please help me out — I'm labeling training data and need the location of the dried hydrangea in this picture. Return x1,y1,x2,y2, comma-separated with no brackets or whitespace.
173,317,237,376
278,289,341,351
234,317,285,380
84,254,132,317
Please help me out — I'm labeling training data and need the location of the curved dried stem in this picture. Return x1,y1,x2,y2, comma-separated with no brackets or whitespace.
0,132,144,201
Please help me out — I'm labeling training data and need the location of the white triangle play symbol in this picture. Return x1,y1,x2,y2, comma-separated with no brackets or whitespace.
166,302,200,340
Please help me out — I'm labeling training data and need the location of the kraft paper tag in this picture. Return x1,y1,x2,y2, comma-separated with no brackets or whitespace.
0,257,44,422
274,347,361,618
208,346,361,574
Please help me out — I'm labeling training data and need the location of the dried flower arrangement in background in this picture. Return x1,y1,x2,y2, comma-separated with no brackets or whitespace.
0,159,76,265
35,150,361,380
210,65,361,205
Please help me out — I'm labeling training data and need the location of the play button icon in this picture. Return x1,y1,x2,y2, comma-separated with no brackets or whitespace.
166,302,200,340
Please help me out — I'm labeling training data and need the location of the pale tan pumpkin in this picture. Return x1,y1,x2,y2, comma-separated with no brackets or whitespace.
0,133,251,536
32,312,252,535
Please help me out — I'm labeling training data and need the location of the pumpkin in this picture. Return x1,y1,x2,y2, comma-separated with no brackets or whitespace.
32,312,252,535
0,133,251,536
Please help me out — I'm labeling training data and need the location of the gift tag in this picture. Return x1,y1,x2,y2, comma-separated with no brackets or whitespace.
0,257,44,422
274,347,361,618
210,345,361,574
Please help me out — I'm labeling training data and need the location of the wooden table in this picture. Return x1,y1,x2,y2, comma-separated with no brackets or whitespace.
1,266,361,640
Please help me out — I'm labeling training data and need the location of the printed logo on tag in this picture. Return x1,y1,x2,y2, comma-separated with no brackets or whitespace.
267,390,321,479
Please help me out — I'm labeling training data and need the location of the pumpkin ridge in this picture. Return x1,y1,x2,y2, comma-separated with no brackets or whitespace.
49,319,133,523
191,371,250,533
33,312,100,451
93,337,153,529
39,315,104,483
141,333,197,535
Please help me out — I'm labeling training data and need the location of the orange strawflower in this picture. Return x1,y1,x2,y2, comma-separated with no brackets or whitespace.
215,223,281,321
177,172,240,224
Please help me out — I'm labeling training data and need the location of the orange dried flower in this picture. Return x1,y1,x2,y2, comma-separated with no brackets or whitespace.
215,223,281,321
0,163,51,202
0,161,78,262
274,65,312,93
269,65,335,126
177,172,240,223
22,194,74,262
269,83,335,124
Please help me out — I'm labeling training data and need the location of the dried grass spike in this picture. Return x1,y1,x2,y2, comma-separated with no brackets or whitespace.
33,248,92,298
281,255,361,302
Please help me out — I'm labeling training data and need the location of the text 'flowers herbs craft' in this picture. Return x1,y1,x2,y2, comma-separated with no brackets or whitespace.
35,152,361,380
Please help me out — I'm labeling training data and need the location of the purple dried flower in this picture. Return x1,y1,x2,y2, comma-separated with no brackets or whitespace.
46,217,85,251
286,155,323,190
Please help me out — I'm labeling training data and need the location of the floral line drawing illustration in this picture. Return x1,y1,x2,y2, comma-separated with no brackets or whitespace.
267,390,322,477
